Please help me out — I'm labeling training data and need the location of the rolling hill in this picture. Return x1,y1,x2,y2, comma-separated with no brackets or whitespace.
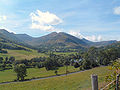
0,29,33,51
0,29,23,42
0,29,118,52
28,32,88,49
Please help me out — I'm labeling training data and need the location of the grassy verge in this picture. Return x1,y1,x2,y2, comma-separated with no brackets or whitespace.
0,66,111,90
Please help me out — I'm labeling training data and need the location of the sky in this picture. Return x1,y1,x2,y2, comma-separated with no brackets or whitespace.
0,0,120,42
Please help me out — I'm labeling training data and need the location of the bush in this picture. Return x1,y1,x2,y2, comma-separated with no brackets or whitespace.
74,62,80,68
0,50,8,53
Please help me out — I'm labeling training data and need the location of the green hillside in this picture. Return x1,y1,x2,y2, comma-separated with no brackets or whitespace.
0,29,118,53
16,32,88,52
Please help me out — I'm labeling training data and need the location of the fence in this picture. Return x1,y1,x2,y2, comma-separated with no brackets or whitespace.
91,74,120,90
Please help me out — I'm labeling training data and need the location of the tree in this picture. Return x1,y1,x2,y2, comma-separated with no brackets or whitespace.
9,56,15,63
105,59,120,89
44,56,59,75
36,62,44,68
0,63,6,70
82,59,92,69
0,44,3,50
81,47,99,69
54,70,58,75
64,57,70,76
0,57,3,64
5,57,8,64
74,62,80,68
44,57,59,70
14,64,27,81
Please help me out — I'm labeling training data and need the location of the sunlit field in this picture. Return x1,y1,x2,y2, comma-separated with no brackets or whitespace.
0,66,111,90
0,66,79,83
0,50,77,60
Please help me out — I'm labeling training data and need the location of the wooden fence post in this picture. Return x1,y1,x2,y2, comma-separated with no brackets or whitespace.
116,74,120,90
91,74,98,90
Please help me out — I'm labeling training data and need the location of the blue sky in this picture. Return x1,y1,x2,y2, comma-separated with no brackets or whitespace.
0,0,120,41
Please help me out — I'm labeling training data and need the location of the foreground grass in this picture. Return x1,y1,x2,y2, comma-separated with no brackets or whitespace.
0,66,111,90
0,66,79,83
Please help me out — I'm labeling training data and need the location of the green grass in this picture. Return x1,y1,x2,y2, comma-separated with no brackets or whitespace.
0,50,47,60
0,66,111,90
0,66,79,83
54,52,77,55
0,50,77,60
0,69,15,83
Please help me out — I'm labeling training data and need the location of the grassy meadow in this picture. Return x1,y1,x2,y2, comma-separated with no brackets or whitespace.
0,50,47,60
0,66,80,83
0,49,77,60
0,66,111,90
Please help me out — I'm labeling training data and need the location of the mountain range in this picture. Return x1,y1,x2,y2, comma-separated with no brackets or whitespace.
0,29,118,51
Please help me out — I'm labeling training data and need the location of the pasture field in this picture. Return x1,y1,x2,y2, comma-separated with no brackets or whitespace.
54,52,77,55
0,66,111,90
0,66,79,83
0,50,46,60
0,50,77,60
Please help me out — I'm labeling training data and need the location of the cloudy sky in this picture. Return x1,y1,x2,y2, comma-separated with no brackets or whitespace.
0,0,120,41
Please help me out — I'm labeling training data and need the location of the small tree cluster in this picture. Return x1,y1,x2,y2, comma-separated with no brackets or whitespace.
14,64,27,81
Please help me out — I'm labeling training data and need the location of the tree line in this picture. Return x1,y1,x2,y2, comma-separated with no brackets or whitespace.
0,45,120,81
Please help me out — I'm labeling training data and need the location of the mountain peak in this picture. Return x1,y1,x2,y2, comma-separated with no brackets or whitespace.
49,32,58,35
29,31,88,48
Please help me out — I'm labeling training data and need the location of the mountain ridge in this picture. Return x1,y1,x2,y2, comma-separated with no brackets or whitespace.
0,29,118,51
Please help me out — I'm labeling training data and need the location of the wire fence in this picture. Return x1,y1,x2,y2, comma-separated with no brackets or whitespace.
91,74,120,90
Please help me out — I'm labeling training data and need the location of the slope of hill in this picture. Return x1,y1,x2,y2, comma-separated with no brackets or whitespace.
0,29,33,51
13,32,89,52
0,29,22,42
27,32,89,52
30,32,87,47
0,29,35,50
15,34,34,42
103,41,120,49
93,40,117,47
0,29,118,52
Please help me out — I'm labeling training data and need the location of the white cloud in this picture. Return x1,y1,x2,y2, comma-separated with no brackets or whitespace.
0,15,7,21
85,35,102,42
69,31,102,42
97,35,102,41
30,10,62,32
69,30,83,39
114,6,120,15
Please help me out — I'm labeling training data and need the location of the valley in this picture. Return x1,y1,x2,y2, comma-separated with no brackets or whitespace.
0,29,119,90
